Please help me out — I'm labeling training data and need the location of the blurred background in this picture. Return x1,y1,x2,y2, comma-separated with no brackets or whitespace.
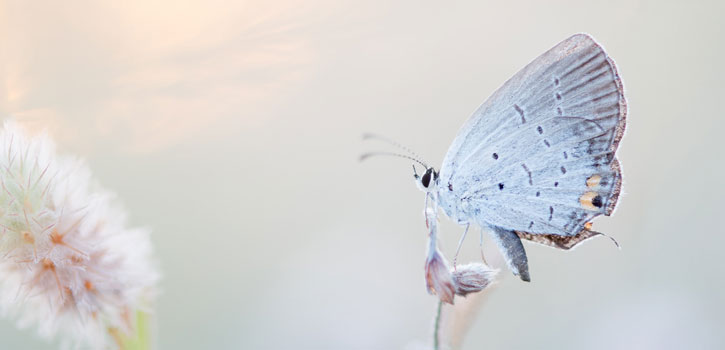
1,0,724,349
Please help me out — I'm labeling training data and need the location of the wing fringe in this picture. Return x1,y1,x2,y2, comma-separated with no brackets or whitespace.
516,228,602,250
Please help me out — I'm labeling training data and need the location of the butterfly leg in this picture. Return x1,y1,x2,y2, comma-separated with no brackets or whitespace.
490,226,530,282
479,228,488,265
424,193,430,229
452,223,470,270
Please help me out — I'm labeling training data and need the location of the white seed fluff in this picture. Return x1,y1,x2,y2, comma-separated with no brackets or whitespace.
0,121,159,348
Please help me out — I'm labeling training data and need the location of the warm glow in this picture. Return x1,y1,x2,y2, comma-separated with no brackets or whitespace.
2,1,317,154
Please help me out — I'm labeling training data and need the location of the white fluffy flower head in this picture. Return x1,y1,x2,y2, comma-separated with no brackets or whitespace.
0,121,159,348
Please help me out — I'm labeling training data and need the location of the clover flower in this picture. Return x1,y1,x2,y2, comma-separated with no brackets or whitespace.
0,121,159,348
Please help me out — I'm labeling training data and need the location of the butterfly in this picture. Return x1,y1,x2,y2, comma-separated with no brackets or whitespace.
365,33,626,298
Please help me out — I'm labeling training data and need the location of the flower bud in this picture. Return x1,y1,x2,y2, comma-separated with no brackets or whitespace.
425,249,455,304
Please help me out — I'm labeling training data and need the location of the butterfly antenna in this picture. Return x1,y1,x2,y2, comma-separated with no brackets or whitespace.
359,151,429,169
362,133,430,168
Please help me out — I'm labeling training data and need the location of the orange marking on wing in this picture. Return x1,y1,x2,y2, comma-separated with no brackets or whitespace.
586,174,602,189
580,192,600,211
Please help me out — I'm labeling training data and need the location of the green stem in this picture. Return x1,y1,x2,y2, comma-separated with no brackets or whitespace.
433,300,443,350
116,310,152,350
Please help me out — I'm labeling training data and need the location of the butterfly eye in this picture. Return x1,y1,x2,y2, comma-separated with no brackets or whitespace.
421,170,432,188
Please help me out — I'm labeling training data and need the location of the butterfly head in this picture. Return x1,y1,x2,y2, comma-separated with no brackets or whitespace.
414,166,439,193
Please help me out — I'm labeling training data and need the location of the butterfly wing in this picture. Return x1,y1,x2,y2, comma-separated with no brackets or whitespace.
438,33,626,236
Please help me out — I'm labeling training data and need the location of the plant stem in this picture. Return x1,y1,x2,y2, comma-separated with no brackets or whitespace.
433,299,443,350
115,310,152,350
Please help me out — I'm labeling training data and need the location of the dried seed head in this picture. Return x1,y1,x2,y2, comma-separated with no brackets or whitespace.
425,249,455,304
451,263,498,297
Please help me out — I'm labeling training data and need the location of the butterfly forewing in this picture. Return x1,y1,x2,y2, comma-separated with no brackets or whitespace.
439,33,626,236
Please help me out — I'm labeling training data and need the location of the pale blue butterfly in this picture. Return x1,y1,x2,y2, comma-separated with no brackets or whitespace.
366,33,626,283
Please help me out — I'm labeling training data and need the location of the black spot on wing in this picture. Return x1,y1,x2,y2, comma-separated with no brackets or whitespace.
592,194,603,208
514,104,526,124
548,206,554,221
521,164,533,185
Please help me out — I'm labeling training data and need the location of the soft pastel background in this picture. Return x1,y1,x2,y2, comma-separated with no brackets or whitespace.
1,0,723,349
